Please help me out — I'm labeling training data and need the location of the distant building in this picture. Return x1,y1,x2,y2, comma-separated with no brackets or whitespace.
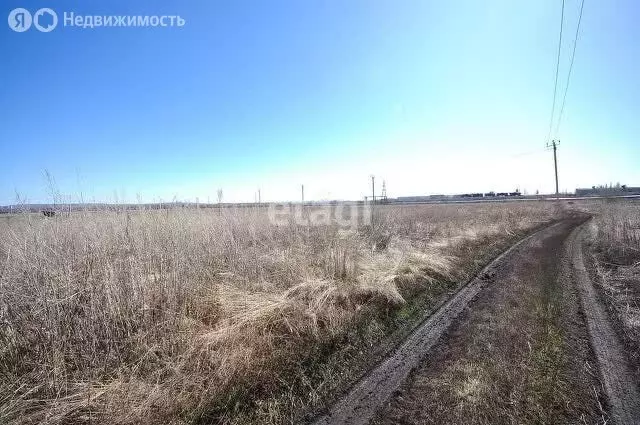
575,185,640,196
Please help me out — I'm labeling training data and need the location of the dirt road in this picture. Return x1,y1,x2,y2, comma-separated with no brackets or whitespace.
314,217,640,425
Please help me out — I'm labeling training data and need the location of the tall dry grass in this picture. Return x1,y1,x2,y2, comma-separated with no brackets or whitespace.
589,200,640,255
0,202,558,424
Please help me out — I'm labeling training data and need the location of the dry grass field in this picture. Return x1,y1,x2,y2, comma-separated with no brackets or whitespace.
0,202,561,424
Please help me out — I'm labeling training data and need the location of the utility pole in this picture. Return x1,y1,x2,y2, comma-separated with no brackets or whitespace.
546,140,560,198
301,184,304,205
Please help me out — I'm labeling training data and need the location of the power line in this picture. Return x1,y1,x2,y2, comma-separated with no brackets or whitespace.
554,0,586,138
546,0,565,144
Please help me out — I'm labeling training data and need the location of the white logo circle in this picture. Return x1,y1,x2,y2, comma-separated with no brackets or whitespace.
8,8,32,32
33,8,58,32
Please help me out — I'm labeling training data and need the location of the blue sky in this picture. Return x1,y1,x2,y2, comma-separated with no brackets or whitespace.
1,0,638,203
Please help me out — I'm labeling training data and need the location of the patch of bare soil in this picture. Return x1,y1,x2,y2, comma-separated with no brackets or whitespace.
315,217,606,425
